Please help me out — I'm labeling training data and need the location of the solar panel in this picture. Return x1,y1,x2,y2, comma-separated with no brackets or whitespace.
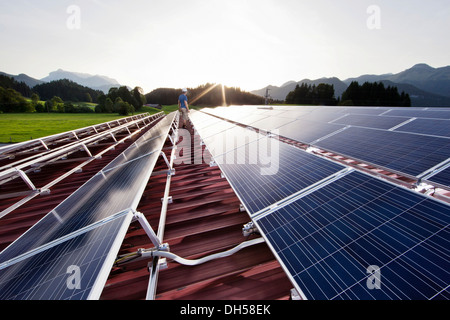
425,165,450,190
254,170,450,300
277,119,345,144
0,210,133,300
299,110,344,123
237,114,270,126
383,109,450,120
331,114,411,130
277,110,311,119
394,118,450,138
189,112,224,131
213,137,347,215
314,127,450,177
329,107,392,116
0,113,176,300
202,125,264,161
249,116,298,132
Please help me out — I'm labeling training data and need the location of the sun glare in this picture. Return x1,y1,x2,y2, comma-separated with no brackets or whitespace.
221,84,227,106
188,83,228,107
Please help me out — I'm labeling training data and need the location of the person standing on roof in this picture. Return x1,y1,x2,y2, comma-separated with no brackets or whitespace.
178,88,190,128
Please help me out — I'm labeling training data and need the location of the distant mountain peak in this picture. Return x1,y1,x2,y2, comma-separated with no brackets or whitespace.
280,81,297,88
251,63,450,106
411,63,433,70
41,69,121,93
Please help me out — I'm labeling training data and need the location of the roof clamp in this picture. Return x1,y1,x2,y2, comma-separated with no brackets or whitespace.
242,222,259,237
39,188,51,196
290,288,302,300
414,182,435,194
306,146,319,153
161,196,173,204
239,204,246,212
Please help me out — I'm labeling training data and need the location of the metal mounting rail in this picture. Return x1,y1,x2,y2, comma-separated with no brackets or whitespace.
0,114,164,219
0,113,153,158
0,113,164,190
0,113,164,175
0,112,176,300
146,112,180,300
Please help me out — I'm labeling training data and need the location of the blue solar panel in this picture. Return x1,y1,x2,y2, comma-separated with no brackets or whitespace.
255,170,450,300
0,113,176,300
249,116,297,132
216,137,346,215
331,114,410,130
0,117,173,264
315,127,450,177
277,119,345,144
0,211,133,300
394,118,450,138
426,166,450,189
329,107,392,116
384,109,450,120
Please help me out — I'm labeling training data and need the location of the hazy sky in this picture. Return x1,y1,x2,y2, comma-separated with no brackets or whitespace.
0,0,449,93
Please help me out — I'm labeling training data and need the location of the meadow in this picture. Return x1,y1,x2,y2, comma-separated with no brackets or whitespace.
0,113,131,143
0,104,203,144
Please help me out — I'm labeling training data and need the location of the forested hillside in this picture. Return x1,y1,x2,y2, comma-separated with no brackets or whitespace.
145,83,264,106
33,79,104,103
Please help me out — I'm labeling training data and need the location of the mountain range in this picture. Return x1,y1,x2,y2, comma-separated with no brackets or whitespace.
0,69,121,93
251,64,450,107
2,64,450,106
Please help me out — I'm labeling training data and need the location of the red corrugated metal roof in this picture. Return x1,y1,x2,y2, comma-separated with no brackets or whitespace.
101,122,293,300
0,138,134,251
0,116,294,300
2,112,448,301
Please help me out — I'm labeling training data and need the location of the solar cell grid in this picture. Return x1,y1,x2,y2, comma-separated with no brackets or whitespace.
277,110,311,119
331,114,411,130
315,126,450,177
384,109,450,119
426,165,450,189
255,171,450,300
394,118,450,138
0,113,177,300
277,118,345,144
237,114,270,126
189,113,223,131
202,125,264,159
215,138,346,215
328,107,391,116
249,116,297,132
0,211,132,300
299,111,344,123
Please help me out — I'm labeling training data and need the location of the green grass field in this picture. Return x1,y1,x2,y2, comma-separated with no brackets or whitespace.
0,113,136,143
0,105,203,144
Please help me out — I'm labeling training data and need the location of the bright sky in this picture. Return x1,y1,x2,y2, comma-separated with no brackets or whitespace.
0,0,449,93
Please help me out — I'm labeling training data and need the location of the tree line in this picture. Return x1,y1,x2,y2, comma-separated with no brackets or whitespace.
0,74,143,115
285,83,338,105
145,83,264,106
95,86,146,115
33,79,104,103
340,81,411,107
285,81,411,107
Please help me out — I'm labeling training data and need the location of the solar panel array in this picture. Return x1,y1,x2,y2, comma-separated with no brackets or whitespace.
255,170,450,300
191,106,450,300
0,113,177,300
203,106,450,187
